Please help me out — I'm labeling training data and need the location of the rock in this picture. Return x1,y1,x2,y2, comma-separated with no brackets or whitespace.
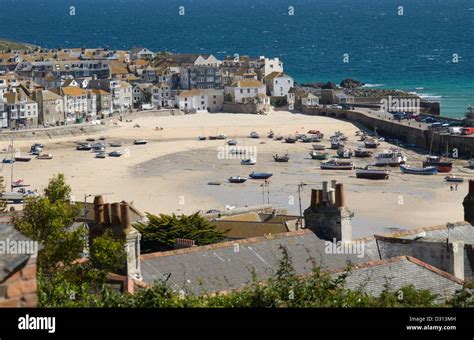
340,78,365,89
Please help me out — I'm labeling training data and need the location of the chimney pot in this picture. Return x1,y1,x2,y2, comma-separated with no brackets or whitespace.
120,202,132,234
93,195,104,225
111,202,122,229
311,189,318,207
335,183,345,208
103,203,112,227
322,181,328,203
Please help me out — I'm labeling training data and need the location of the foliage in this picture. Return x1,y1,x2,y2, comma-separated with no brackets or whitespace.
13,174,126,307
0,176,7,212
224,93,233,102
270,97,287,107
134,212,227,252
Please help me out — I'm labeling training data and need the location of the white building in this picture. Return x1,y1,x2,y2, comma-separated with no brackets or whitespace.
177,90,208,113
264,72,294,97
3,90,38,128
261,57,283,77
152,83,174,108
224,79,266,103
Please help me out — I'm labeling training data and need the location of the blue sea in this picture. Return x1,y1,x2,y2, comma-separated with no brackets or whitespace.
1,0,473,117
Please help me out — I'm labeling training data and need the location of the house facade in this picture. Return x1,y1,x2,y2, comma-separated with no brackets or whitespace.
177,90,208,113
34,90,65,126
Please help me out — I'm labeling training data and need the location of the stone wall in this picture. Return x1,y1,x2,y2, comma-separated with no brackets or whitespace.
0,256,38,307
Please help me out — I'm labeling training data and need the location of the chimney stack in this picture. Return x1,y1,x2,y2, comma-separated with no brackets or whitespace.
111,202,122,235
120,202,132,232
322,181,328,203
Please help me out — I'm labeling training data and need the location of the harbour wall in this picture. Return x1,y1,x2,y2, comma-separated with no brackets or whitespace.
302,107,474,156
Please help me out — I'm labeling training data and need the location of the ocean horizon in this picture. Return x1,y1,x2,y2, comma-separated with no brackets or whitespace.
0,0,473,117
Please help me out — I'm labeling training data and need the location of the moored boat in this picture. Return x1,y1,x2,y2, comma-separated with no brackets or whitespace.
217,134,227,140
2,158,14,164
77,143,92,151
309,151,330,160
250,131,259,138
400,164,437,175
364,139,380,149
14,156,32,162
354,149,372,158
227,139,238,146
241,158,257,165
108,150,123,157
36,154,53,160
330,139,342,149
469,159,474,169
273,154,290,162
320,159,354,170
285,136,297,143
228,176,247,183
374,149,406,167
249,172,273,179
109,142,122,147
96,152,106,159
422,155,452,173
134,139,148,145
445,175,464,183
197,136,207,141
356,166,389,180
337,147,352,158
312,144,326,151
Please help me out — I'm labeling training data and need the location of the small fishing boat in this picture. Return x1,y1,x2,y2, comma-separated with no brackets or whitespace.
445,175,464,183
36,154,53,160
217,134,227,140
208,136,218,140
274,135,283,141
249,172,273,179
299,135,312,143
250,131,260,138
241,158,257,165
228,176,247,183
354,149,373,158
109,142,122,147
356,166,390,180
337,147,352,158
267,131,274,138
14,156,32,162
96,152,106,159
364,139,380,149
374,149,406,167
227,139,238,146
134,139,148,145
108,150,123,157
99,136,106,141
12,179,29,188
2,158,14,164
285,136,297,143
330,139,343,149
208,181,221,186
86,138,95,142
312,144,326,151
77,143,92,151
422,155,452,173
400,164,437,175
320,159,354,170
273,154,290,162
92,146,105,153
197,136,207,141
309,151,330,160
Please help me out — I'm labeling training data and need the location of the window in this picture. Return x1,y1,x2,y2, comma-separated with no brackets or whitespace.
247,89,250,93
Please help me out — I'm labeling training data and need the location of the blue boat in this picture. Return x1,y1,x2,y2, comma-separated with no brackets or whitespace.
249,172,273,179
2,158,14,164
400,164,437,175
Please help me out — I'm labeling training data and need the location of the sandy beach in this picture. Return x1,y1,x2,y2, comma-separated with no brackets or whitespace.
1,110,469,238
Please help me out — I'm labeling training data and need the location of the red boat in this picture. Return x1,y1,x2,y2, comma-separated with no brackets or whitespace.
422,155,452,173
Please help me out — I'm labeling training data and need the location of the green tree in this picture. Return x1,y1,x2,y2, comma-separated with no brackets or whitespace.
0,176,7,212
134,212,227,252
224,93,233,102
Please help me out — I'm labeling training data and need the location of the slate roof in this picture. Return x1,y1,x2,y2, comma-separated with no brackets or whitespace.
140,229,369,294
330,256,463,302
0,215,38,282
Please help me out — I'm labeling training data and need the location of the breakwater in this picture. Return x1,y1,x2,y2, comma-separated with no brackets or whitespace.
302,107,474,157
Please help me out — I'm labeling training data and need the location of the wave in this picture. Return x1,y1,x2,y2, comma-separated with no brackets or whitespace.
363,83,384,88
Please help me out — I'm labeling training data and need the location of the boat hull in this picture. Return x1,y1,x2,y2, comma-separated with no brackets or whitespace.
249,173,273,179
422,161,452,173
356,169,389,180
400,165,437,175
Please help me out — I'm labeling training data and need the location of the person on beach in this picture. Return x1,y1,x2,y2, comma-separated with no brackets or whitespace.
450,185,454,191
455,184,458,191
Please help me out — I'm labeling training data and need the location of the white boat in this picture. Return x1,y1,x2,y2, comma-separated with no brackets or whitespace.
134,139,148,145
374,149,407,167
250,131,260,138
469,159,474,169
241,158,257,165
